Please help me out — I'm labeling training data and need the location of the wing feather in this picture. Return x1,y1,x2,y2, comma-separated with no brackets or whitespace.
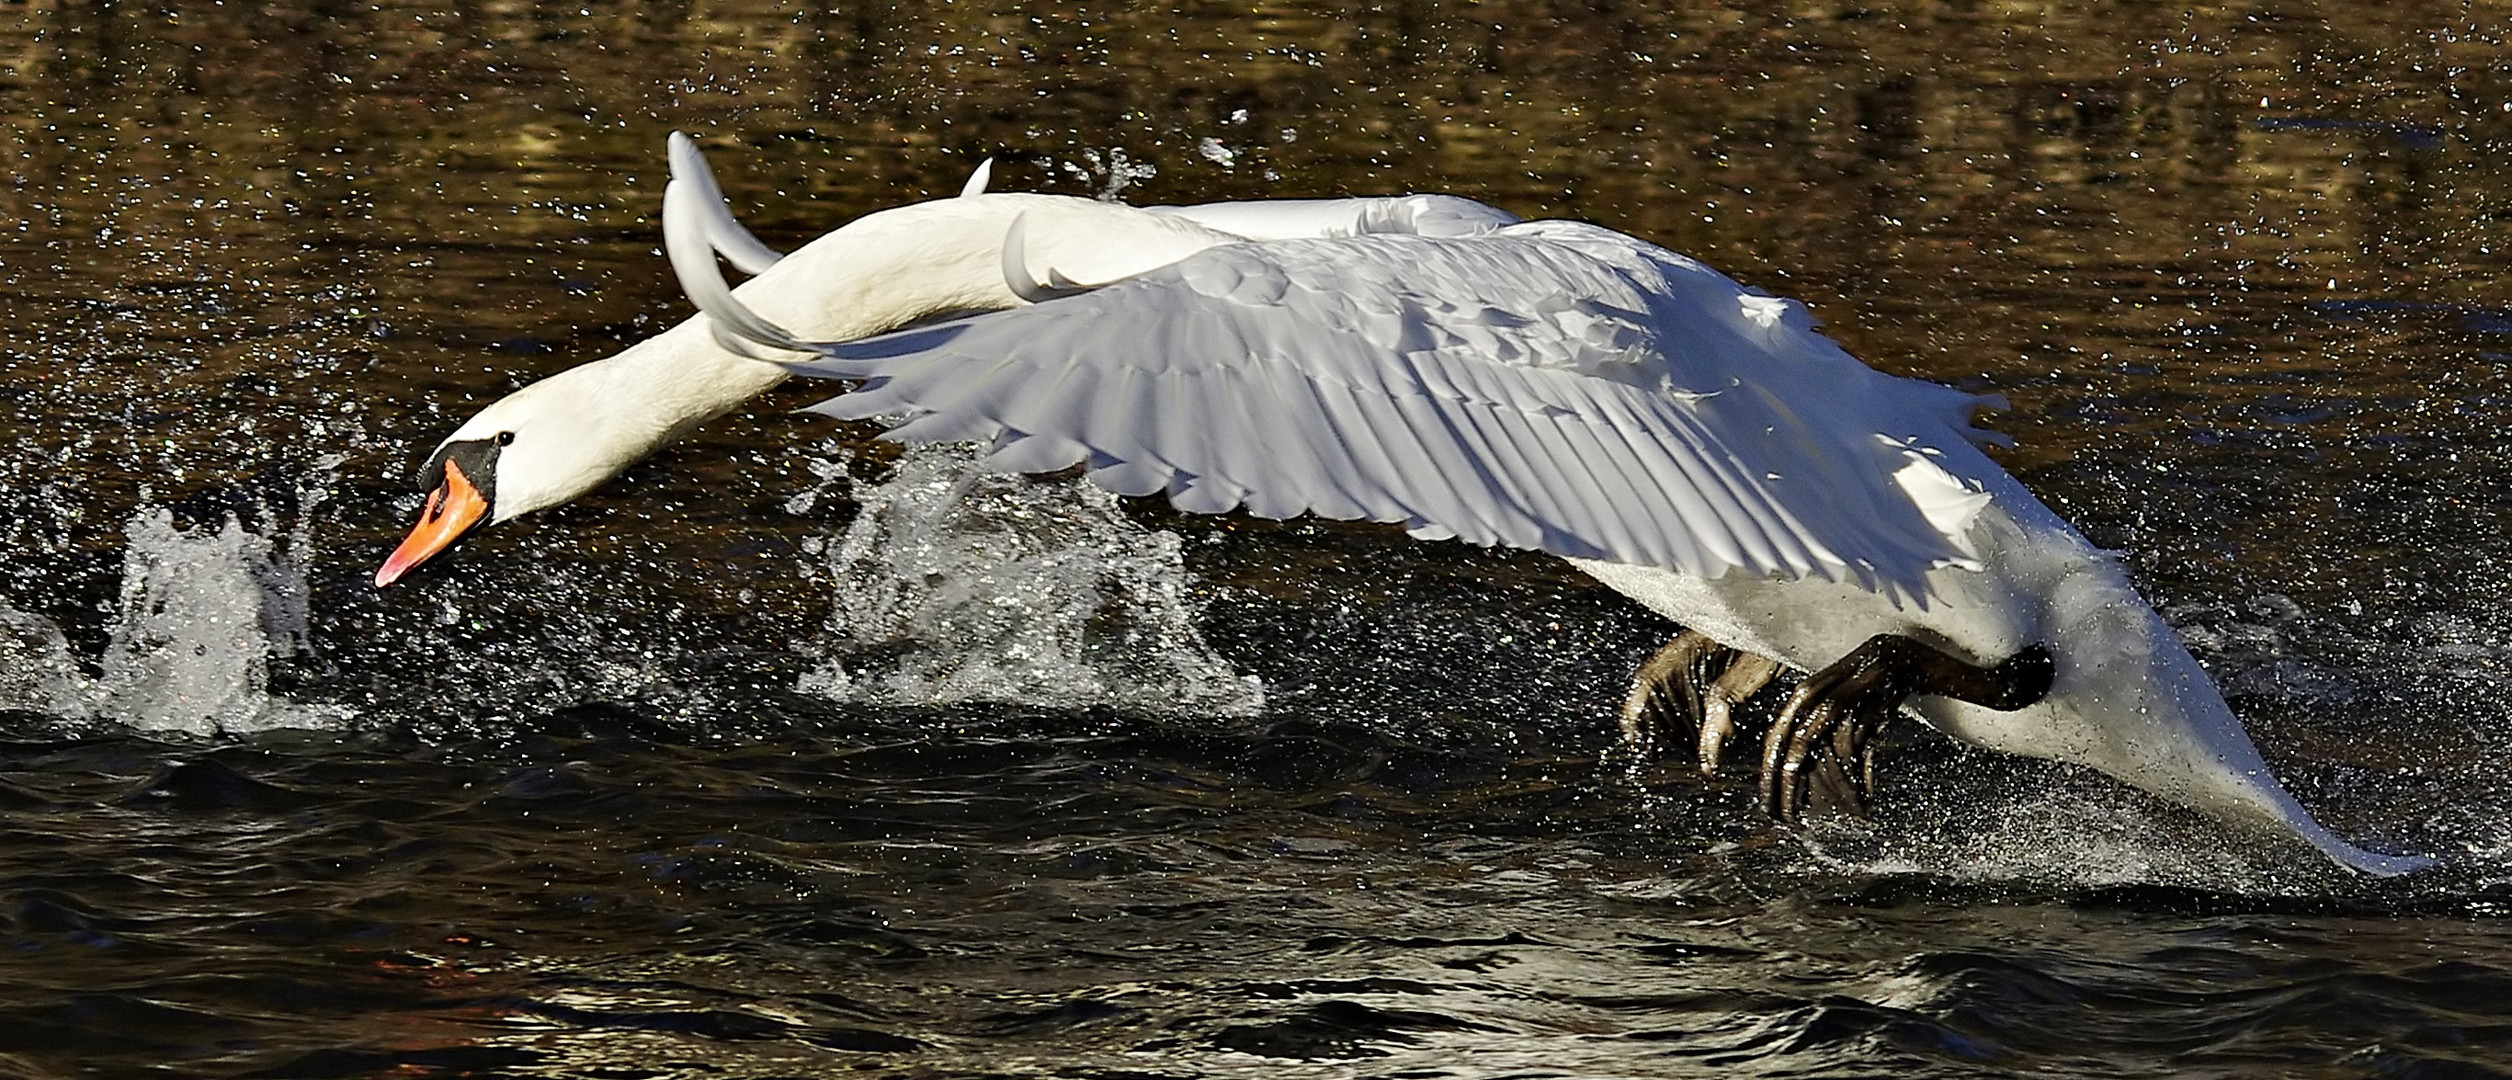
1417,388,1550,552
1443,393,1591,555
1205,365,1297,519
987,431,1088,474
1305,375,1423,522
1387,385,1525,548
1595,392,1762,572
708,222,1998,595
1076,364,1178,491
1147,367,1216,497
1540,404,1674,567
1336,380,1476,536
1242,357,1371,521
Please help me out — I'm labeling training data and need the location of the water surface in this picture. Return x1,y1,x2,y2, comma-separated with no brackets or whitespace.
3,2,2510,1076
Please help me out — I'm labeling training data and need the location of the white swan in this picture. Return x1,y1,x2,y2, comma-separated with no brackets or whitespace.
381,134,2429,875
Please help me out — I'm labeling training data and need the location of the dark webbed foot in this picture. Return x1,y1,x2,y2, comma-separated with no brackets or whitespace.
1617,630,1785,773
1759,635,2055,821
1617,630,1732,762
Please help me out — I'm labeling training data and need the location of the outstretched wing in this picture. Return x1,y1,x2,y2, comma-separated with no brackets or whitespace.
675,199,1999,597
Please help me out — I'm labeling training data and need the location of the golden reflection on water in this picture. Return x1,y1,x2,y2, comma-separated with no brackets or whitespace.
0,1,2504,603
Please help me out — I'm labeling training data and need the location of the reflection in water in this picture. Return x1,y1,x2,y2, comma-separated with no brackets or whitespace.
1,2,2509,1076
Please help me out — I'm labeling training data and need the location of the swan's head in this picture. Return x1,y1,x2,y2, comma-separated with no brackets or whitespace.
374,140,1227,589
376,368,676,587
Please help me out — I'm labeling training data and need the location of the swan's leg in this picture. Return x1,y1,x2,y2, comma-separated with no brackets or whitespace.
1616,631,1735,762
1759,635,2055,820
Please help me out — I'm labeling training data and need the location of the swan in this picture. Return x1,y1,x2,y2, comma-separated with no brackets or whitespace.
380,134,2429,875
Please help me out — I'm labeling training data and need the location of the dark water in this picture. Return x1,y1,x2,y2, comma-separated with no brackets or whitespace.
5,2,2512,1076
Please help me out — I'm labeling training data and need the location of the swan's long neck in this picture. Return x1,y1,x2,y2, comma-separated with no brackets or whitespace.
461,194,1242,521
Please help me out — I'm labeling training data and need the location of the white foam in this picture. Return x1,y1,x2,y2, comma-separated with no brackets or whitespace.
1782,757,2361,892
0,605,90,718
87,507,346,735
800,443,1263,718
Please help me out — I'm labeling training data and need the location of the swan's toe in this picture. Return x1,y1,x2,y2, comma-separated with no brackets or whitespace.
1616,631,1784,775
1701,652,1782,774
1758,634,2056,822
1761,664,1895,819
1616,630,1735,763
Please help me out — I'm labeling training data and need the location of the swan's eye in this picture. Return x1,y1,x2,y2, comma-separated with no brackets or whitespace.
496,431,516,446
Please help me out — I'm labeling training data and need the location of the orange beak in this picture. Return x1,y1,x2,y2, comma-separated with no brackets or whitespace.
376,459,491,587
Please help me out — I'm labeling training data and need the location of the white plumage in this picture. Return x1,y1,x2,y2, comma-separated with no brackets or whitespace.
787,221,2005,601
382,133,2429,876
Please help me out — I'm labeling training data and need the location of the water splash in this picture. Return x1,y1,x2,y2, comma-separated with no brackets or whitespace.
1052,147,1158,201
0,605,88,718
91,507,348,734
800,443,1264,719
0,505,345,733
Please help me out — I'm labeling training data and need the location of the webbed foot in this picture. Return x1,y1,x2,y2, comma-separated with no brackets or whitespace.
1760,635,2055,820
1617,630,1785,773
